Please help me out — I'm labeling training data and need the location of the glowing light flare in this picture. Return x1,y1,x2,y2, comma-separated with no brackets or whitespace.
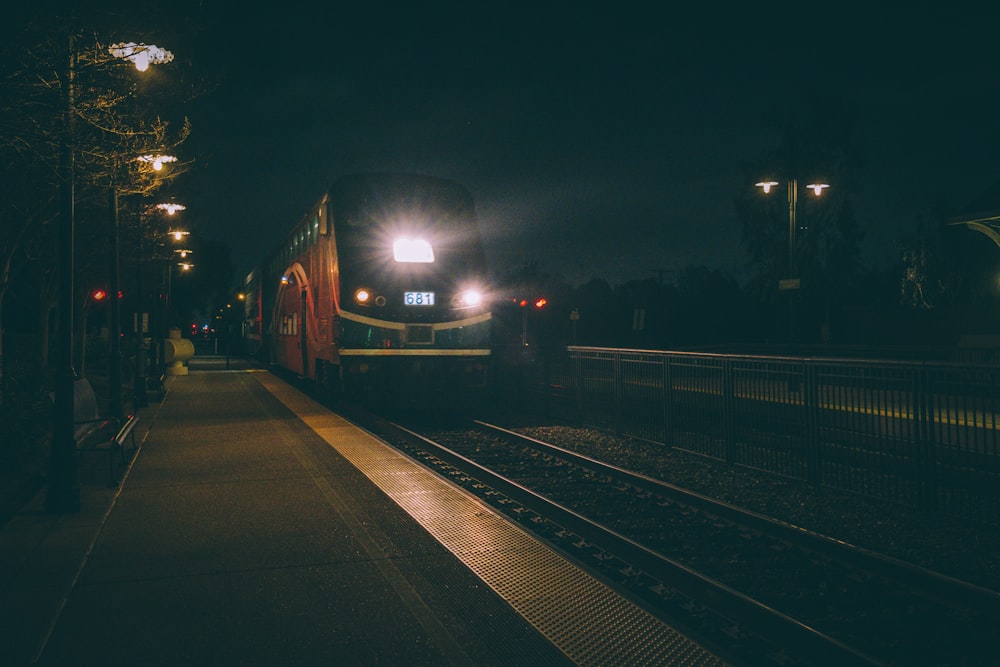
137,154,177,171
177,262,194,271
108,42,174,72
458,289,483,308
393,238,434,263
354,288,372,304
806,183,830,196
156,203,186,215
169,229,189,241
92,289,108,301
755,181,780,194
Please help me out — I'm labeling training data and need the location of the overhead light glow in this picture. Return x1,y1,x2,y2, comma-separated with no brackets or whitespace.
755,181,780,194
393,238,434,263
806,183,830,196
109,42,174,72
156,203,186,215
137,154,177,171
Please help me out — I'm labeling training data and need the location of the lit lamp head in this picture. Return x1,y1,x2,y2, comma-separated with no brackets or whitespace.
156,203,186,215
755,181,780,194
806,183,830,196
108,42,174,72
137,154,177,171
169,229,189,242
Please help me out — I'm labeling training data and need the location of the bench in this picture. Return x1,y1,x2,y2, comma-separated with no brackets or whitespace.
147,372,167,400
69,378,139,486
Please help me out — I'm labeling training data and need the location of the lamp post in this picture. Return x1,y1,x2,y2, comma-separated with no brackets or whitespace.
46,38,174,513
46,34,79,513
756,178,829,344
166,237,193,323
109,154,177,417
147,206,187,388
755,178,829,279
108,181,123,418
169,259,195,332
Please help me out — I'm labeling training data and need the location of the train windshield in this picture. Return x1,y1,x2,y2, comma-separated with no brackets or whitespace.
331,174,484,281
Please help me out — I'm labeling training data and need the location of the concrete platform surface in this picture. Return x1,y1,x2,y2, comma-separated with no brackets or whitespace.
0,366,575,666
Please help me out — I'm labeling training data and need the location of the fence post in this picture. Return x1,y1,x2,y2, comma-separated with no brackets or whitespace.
571,350,583,425
722,357,736,464
914,366,938,511
804,361,821,485
662,354,673,449
614,351,624,437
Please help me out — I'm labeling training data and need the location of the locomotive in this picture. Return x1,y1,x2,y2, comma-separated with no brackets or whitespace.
241,173,492,399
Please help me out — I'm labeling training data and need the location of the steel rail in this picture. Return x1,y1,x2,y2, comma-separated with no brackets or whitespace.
376,416,881,667
474,420,1000,616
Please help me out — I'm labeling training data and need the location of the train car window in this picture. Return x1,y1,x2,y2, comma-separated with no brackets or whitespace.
318,206,329,236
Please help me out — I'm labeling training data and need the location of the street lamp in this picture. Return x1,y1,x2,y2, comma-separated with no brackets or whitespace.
755,178,830,280
151,230,191,376
137,154,177,171
156,202,186,215
108,42,174,72
108,153,177,419
756,178,830,346
164,247,192,352
46,36,174,513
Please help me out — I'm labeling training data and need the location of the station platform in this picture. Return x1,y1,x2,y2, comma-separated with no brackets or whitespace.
0,358,724,666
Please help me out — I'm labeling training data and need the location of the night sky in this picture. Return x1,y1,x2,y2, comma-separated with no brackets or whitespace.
170,4,1000,288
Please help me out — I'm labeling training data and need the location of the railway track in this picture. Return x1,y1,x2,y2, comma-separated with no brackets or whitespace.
349,409,1000,667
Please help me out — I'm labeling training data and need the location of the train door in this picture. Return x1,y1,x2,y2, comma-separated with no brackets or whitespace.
274,263,317,378
276,289,300,376
300,287,309,378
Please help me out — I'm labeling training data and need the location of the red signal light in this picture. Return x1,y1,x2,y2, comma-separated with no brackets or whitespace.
533,298,547,309
518,299,528,308
92,289,108,301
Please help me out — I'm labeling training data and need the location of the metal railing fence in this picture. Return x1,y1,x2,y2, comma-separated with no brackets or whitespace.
511,346,1000,525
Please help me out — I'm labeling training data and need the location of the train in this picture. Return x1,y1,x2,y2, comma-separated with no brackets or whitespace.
240,173,493,400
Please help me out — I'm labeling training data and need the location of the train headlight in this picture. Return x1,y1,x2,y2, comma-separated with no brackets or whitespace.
459,289,482,308
355,288,372,305
393,238,434,263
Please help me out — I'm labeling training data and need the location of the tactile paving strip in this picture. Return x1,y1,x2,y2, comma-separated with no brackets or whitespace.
257,374,724,666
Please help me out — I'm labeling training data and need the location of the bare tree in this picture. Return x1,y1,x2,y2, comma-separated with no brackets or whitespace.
0,14,192,401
